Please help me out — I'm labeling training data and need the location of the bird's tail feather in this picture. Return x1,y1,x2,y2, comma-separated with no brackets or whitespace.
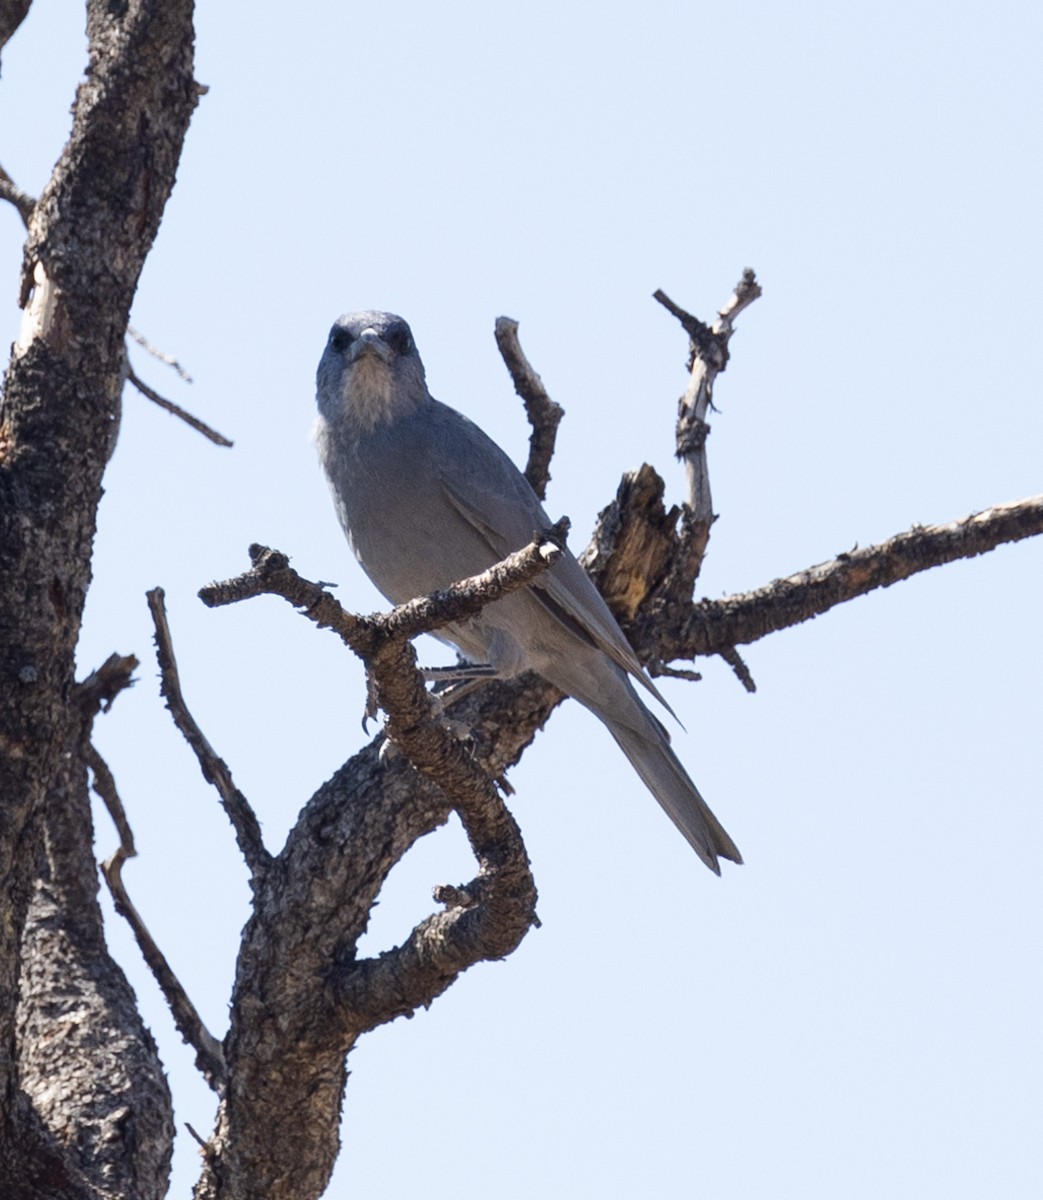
604,718,742,873
557,663,742,874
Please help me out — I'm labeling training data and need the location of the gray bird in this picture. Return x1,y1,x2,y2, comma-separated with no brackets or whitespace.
315,311,742,873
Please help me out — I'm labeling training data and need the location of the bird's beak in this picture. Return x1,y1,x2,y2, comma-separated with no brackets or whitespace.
349,328,392,364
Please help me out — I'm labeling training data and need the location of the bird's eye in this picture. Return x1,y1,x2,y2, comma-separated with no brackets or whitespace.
329,327,354,354
387,326,414,356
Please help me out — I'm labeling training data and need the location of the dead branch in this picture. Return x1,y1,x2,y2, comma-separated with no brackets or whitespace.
0,161,33,225
199,524,568,660
78,651,138,716
672,493,1043,658
90,745,227,1092
128,367,232,447
188,534,570,1197
655,270,762,590
127,324,194,382
718,646,757,693
199,533,567,1024
146,588,269,879
494,316,564,502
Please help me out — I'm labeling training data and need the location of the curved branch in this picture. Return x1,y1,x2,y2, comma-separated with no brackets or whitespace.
494,316,564,501
200,525,568,656
191,537,566,1198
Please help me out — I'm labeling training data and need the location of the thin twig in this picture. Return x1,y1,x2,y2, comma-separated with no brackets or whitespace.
652,289,715,352
647,661,702,683
147,587,270,878
128,367,232,447
127,324,194,382
0,161,34,226
87,743,136,854
718,646,756,693
184,1123,214,1156
90,744,227,1092
655,271,762,590
494,316,564,502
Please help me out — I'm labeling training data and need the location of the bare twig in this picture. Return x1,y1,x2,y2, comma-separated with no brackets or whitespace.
647,661,702,683
127,324,194,382
200,523,568,659
90,745,227,1092
0,161,34,226
128,367,232,446
655,270,763,589
675,493,1043,657
184,1123,214,1156
146,587,269,879
494,316,564,502
87,743,135,854
719,646,756,693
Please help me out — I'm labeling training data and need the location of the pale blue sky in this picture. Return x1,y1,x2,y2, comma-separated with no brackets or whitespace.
2,3,1041,1197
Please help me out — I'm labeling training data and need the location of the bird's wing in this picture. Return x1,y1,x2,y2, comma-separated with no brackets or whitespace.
430,401,674,715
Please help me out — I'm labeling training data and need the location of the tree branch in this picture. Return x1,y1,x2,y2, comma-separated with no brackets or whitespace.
200,523,568,658
127,324,194,381
91,746,227,1092
128,367,232,447
190,535,570,1197
0,161,34,225
494,316,564,501
146,588,270,881
668,493,1043,657
655,269,762,591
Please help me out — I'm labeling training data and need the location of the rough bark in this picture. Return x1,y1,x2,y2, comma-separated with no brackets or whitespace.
1,9,1041,1199
0,2,197,1196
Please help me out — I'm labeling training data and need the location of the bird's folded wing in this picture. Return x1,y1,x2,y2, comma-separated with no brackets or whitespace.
439,471,675,720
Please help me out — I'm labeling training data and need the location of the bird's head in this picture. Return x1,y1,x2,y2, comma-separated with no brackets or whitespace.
316,311,428,431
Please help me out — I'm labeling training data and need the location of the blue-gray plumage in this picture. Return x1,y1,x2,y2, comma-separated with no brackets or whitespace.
315,311,741,874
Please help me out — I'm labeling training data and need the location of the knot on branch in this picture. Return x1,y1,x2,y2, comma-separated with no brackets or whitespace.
676,418,710,458
78,652,138,716
583,465,680,623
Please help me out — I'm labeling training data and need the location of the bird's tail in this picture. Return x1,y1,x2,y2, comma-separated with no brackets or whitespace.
557,663,742,874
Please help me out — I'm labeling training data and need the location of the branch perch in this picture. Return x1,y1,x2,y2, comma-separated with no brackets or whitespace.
199,531,569,1035
199,523,568,658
